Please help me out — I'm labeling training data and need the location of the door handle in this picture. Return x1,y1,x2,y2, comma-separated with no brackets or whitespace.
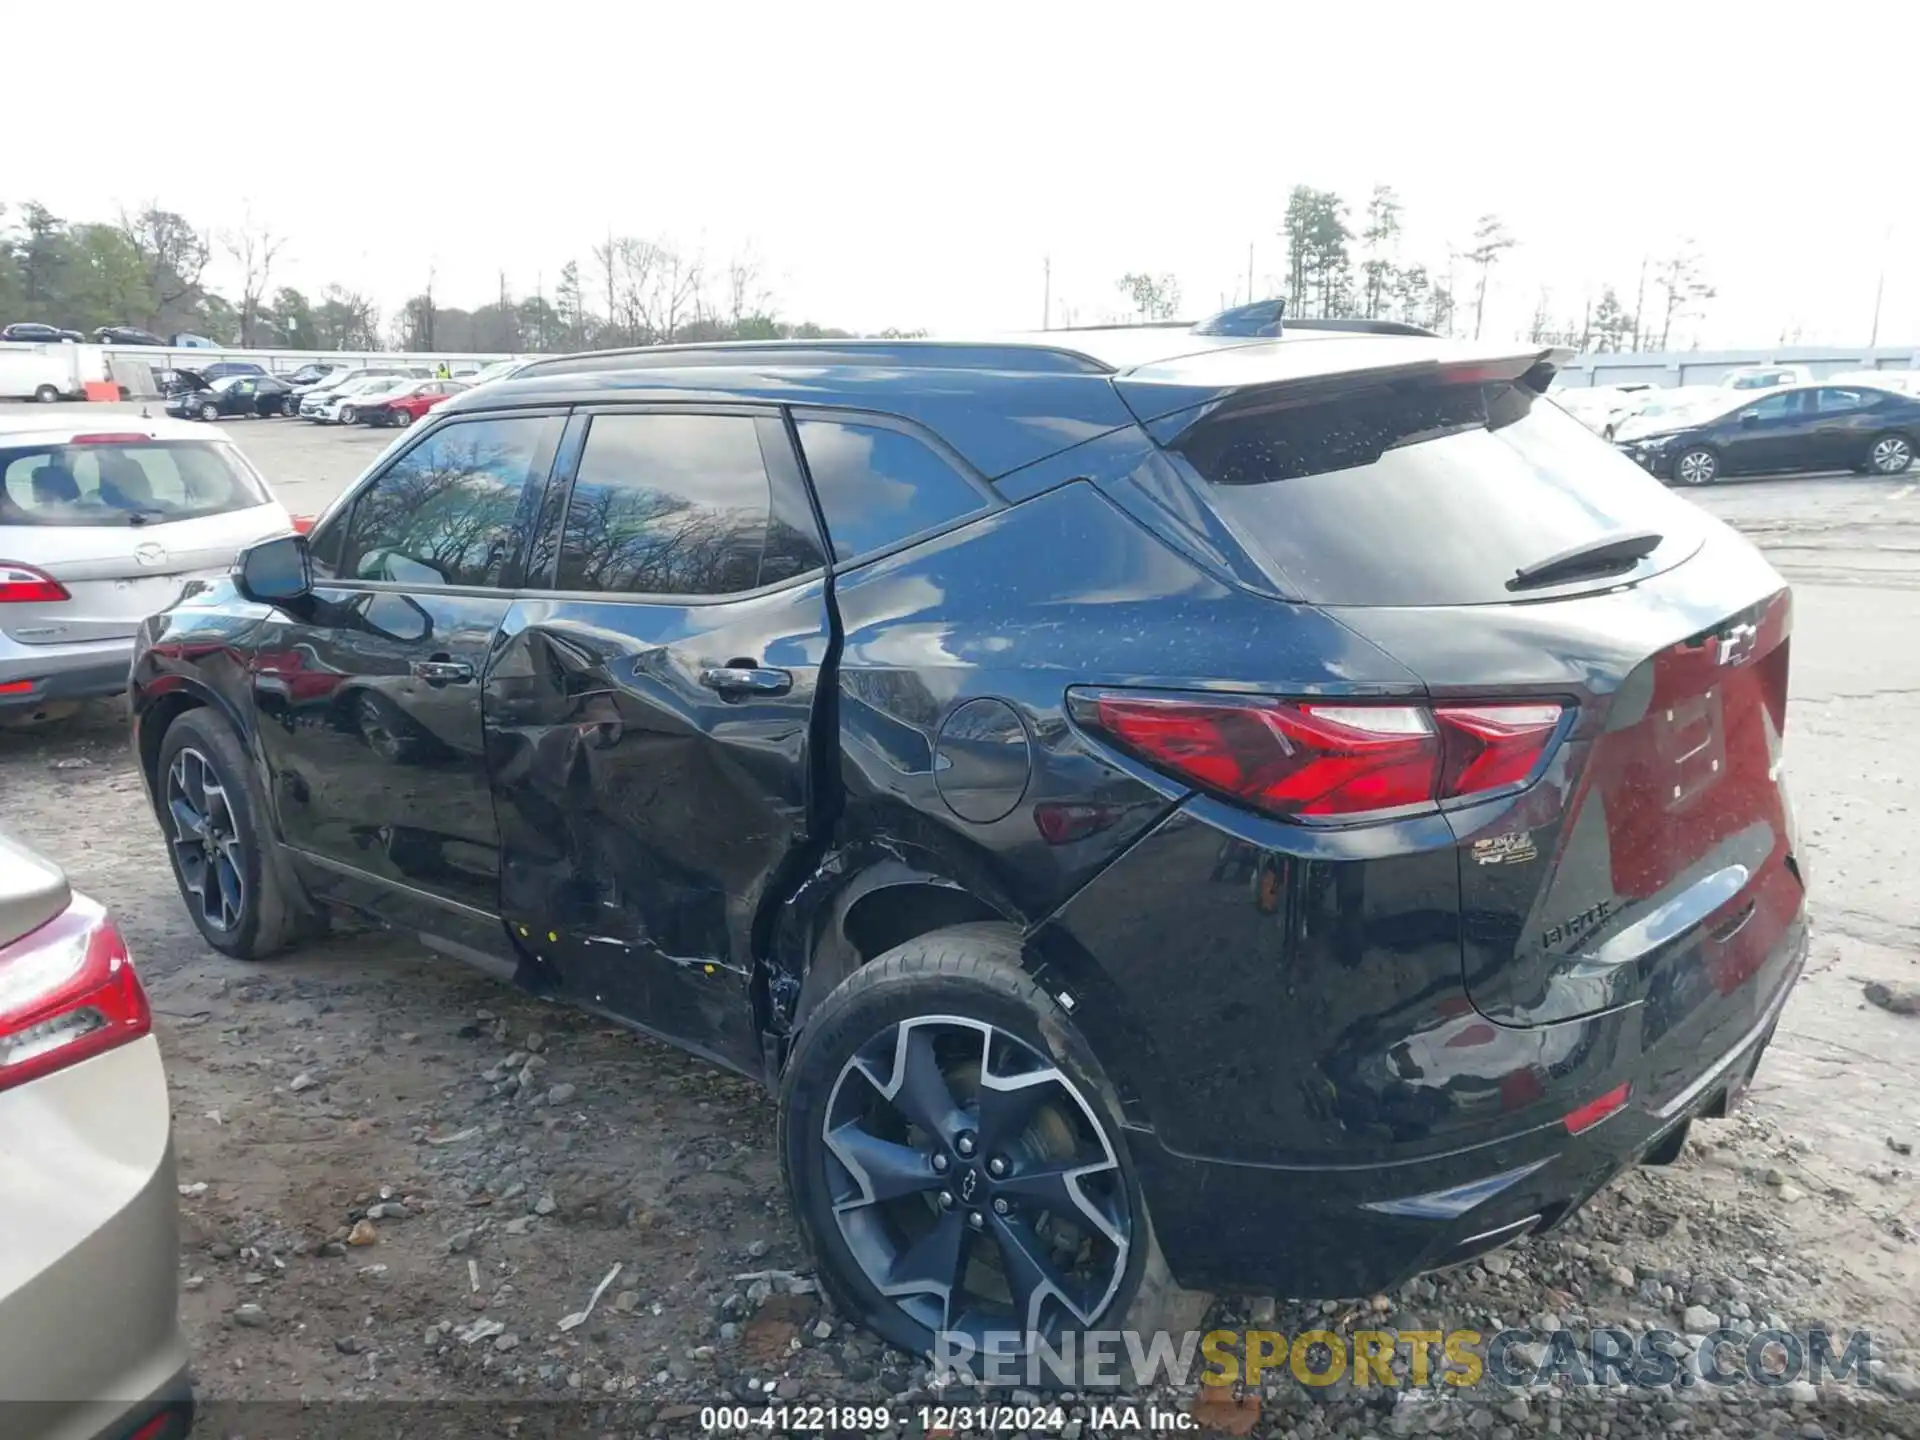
411,657,474,683
699,665,793,697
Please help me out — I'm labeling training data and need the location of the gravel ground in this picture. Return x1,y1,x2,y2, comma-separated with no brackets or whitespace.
3,409,1919,1436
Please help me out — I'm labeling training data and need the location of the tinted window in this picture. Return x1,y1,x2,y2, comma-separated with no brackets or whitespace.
555,413,824,597
1742,390,1803,419
333,416,559,587
797,419,987,561
0,440,269,527
1177,381,1709,606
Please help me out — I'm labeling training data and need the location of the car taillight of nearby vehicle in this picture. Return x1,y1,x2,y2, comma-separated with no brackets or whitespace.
0,892,152,1095
1071,690,1569,820
0,563,71,604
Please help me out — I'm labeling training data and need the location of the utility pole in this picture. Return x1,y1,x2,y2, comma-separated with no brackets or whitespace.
1870,221,1893,348
1042,255,1051,330
1248,240,1255,303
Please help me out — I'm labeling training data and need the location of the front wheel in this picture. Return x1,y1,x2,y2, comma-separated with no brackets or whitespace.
199,400,219,422
778,927,1204,1377
1868,432,1914,475
338,406,356,426
1673,446,1719,486
155,709,318,959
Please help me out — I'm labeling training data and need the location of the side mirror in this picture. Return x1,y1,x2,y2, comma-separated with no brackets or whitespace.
235,533,312,607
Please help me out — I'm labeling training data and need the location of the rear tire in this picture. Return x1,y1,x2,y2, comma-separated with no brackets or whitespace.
32,384,59,404
1867,432,1914,475
155,708,318,960
393,409,412,428
778,925,1208,1382
1673,446,1719,486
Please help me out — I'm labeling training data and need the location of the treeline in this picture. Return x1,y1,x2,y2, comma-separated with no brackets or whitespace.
0,201,904,353
1110,185,1713,353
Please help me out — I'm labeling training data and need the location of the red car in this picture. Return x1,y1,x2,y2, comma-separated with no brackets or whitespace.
353,379,468,428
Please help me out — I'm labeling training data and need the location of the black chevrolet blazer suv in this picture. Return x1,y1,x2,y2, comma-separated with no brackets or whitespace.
130,305,1808,1365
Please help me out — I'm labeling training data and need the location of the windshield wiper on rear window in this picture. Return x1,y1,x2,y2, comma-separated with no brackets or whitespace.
1508,530,1663,592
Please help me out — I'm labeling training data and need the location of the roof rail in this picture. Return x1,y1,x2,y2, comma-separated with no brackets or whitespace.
1280,317,1438,338
511,338,1115,378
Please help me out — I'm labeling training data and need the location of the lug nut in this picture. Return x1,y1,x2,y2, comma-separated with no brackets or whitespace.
987,1156,1007,1178
932,1153,949,1174
992,1197,1010,1216
938,1191,954,1209
956,1133,976,1157
967,1211,985,1230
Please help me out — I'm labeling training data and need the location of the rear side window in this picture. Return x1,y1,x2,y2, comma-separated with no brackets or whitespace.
1175,381,1709,606
331,416,561,587
0,440,268,527
796,418,988,561
555,413,825,597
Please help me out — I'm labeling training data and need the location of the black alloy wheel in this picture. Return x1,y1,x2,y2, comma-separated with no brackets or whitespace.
165,745,246,933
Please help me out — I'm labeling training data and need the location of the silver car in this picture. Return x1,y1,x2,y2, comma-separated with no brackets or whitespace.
0,832,192,1439
0,418,292,723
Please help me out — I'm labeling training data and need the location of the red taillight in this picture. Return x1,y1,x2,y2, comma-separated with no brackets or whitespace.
0,897,151,1095
1563,1081,1631,1135
1074,691,1565,821
0,563,70,604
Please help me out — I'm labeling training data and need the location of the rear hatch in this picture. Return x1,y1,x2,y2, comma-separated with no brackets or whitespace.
1150,356,1804,1068
0,433,288,644
0,833,69,949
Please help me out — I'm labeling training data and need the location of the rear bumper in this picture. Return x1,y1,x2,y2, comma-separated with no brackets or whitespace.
0,1036,190,1437
1128,931,1801,1295
0,634,134,708
1038,801,1809,1298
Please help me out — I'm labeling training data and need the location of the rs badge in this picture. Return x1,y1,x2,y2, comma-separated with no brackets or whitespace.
1472,831,1539,866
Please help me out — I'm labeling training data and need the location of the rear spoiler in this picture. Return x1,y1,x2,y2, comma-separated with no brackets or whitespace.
1128,345,1573,441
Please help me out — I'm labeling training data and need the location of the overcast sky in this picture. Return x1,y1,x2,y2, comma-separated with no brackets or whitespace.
12,2,1919,348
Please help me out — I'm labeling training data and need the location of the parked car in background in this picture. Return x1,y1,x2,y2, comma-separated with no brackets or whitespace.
1718,364,1812,391
351,378,468,428
1552,384,1645,440
0,417,292,718
91,327,167,347
0,832,192,1437
166,374,296,421
1619,382,1919,483
198,361,268,382
284,362,345,387
1825,369,1920,397
294,365,429,413
2,322,85,345
170,334,219,348
0,349,83,403
133,318,1806,1365
1610,385,1736,443
454,357,532,389
153,369,211,399
325,378,422,426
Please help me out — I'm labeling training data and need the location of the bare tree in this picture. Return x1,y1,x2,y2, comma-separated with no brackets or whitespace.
1653,244,1715,350
119,204,211,329
641,243,702,344
1116,272,1180,322
222,208,286,347
1463,214,1516,340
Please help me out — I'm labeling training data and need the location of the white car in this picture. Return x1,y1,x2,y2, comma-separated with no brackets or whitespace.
314,377,412,426
1824,369,1920,397
1551,384,1651,440
0,418,292,723
1718,364,1812,392
1610,386,1742,444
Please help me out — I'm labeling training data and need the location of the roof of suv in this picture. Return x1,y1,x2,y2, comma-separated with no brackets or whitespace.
441,320,1556,480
